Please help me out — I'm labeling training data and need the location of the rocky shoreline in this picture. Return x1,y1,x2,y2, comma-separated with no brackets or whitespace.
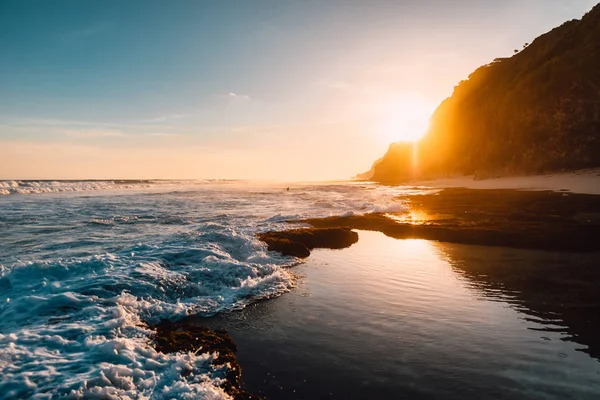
149,188,600,398
252,187,600,363
150,320,261,399
259,188,600,256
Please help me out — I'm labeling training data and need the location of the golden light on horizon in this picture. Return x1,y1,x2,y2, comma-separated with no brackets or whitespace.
380,94,434,143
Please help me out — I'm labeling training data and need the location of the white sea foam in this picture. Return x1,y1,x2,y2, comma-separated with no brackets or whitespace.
0,179,235,196
0,231,293,398
0,181,418,398
0,292,233,399
0,180,142,195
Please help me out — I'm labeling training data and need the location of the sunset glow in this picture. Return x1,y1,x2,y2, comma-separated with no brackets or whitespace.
379,95,435,143
3,1,600,398
0,1,595,181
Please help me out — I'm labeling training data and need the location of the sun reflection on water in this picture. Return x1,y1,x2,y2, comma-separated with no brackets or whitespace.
386,209,432,225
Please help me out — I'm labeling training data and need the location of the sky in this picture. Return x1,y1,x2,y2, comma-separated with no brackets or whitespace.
1,0,597,181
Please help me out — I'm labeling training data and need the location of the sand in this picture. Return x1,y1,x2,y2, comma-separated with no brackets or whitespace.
413,168,600,195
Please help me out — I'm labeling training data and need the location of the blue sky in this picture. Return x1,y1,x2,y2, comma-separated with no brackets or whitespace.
1,0,597,180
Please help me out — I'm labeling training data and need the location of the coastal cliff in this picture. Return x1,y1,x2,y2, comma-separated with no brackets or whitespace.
365,3,600,183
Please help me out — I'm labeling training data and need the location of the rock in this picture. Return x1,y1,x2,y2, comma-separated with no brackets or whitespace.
151,320,261,400
300,188,600,253
257,227,359,258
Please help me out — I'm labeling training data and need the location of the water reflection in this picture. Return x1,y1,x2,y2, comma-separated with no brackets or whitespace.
198,231,600,399
386,210,433,224
434,243,600,361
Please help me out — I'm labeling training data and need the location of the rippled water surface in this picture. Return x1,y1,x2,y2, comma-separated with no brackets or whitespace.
0,181,410,399
1,181,599,399
210,232,600,399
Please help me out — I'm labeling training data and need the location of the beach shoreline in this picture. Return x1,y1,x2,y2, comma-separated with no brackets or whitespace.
407,168,600,195
142,184,600,398
4,181,600,398
258,187,600,256
220,185,600,397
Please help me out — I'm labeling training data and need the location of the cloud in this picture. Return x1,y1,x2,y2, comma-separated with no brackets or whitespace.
219,92,252,109
227,92,251,100
229,124,283,133
62,130,185,139
0,115,193,136
61,129,126,138
147,132,183,138
143,114,187,123
0,116,115,128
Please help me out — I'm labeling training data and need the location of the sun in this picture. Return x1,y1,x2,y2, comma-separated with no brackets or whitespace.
379,94,434,143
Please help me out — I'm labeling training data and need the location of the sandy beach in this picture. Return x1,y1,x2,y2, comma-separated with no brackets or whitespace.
412,169,600,195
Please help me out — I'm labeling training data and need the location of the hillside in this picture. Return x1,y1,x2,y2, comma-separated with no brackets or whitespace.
366,3,600,183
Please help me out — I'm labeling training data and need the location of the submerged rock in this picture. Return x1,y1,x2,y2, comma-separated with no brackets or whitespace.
152,320,260,399
257,227,359,258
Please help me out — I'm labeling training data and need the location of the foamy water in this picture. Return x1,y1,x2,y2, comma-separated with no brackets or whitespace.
0,180,234,196
0,181,410,399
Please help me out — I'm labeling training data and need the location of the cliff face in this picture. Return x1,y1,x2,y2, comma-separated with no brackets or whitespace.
368,142,416,183
366,3,600,183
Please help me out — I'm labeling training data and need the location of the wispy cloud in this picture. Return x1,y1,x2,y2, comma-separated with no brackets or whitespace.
229,124,282,133
62,130,185,139
147,132,183,138
227,92,251,100
0,115,192,134
0,116,117,128
143,114,187,123
61,129,126,138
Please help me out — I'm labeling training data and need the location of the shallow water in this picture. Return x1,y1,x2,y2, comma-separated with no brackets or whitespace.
206,231,600,399
0,181,411,399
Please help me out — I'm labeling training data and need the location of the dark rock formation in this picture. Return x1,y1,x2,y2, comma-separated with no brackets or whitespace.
257,227,359,258
363,3,600,183
300,188,600,253
152,320,260,399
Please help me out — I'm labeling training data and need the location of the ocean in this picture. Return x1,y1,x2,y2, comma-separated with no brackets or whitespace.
0,180,409,399
1,180,599,399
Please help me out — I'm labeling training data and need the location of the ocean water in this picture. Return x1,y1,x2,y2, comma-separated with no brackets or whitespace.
212,233,600,399
0,180,411,399
2,180,599,399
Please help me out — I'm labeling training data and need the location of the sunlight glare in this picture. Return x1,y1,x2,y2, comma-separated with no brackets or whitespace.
380,94,434,143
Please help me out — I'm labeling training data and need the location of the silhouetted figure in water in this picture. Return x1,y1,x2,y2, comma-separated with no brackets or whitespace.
286,187,289,191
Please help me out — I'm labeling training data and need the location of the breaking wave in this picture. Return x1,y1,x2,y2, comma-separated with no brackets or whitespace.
0,228,294,398
0,180,238,196
0,181,415,398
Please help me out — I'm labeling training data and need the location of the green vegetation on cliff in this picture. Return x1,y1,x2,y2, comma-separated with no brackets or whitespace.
367,3,600,183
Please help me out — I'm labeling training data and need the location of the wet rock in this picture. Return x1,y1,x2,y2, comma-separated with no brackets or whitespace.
299,189,600,253
257,227,359,258
152,320,261,400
